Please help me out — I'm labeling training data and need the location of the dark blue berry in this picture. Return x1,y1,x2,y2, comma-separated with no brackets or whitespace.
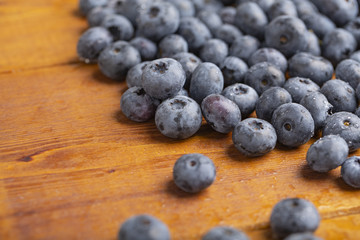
350,50,360,63
220,57,249,87
142,58,186,100
304,30,321,56
300,91,333,131
301,13,336,39
98,40,141,81
335,59,360,89
215,24,243,46
233,118,277,157
256,87,292,122
270,198,320,240
155,96,202,139
158,34,188,58
323,112,360,152
101,14,134,41
237,0,275,12
283,77,320,103
118,214,170,240
229,35,260,63
288,52,334,87
190,62,224,104
173,153,216,193
79,0,108,16
244,62,285,95
121,0,150,26
271,103,314,148
130,37,158,61
172,52,202,90
320,79,357,113
219,6,236,25
267,0,298,21
87,6,114,27
249,48,287,73
197,10,223,36
306,135,349,172
341,156,360,188
126,61,149,88
77,27,112,63
200,39,228,66
202,226,249,240
168,0,195,17
292,0,318,18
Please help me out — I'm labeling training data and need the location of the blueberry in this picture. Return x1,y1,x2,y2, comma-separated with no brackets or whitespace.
130,37,158,61
219,6,236,25
306,135,349,172
121,0,150,26
322,28,357,66
189,62,224,104
256,87,292,122
322,112,360,152
201,94,241,134
199,39,228,66
341,156,360,188
98,40,141,81
87,6,114,27
335,59,360,89
79,0,108,16
237,0,275,12
229,35,260,63
270,198,320,240
320,79,357,113
77,27,113,64
101,14,134,41
235,2,268,40
271,103,314,148
202,226,249,240
222,83,258,118
283,77,320,103
311,0,358,27
142,58,186,100
292,0,318,18
106,0,126,15
173,153,216,193
288,52,333,87
172,52,202,89
155,96,202,139
267,0,298,21
283,233,323,240
215,24,243,46
303,30,321,56
350,50,360,63
300,91,333,131
177,17,212,52
220,57,249,87
168,0,195,17
126,61,149,88
301,13,336,39
197,10,223,36
232,118,277,157
158,34,188,58
244,62,285,95
137,2,180,41
265,16,308,58
249,48,287,73
197,0,224,12
176,88,189,97
120,87,159,122
118,214,170,240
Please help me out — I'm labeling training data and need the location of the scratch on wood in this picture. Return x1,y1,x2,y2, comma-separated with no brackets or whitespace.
17,150,46,162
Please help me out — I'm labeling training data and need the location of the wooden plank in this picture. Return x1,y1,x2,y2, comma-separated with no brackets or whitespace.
0,0,86,73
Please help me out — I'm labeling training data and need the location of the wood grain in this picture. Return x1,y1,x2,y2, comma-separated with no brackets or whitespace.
1,1,360,239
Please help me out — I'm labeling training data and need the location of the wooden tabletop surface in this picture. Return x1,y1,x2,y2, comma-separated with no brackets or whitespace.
1,1,360,239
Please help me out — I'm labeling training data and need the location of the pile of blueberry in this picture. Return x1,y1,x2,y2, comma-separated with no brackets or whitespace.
77,0,360,238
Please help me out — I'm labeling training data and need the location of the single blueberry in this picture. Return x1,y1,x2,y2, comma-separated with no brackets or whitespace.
320,79,357,113
172,52,202,90
233,118,277,157
77,27,113,63
219,6,236,25
220,56,249,87
222,83,258,118
341,156,360,188
121,0,151,26
189,62,224,104
98,40,141,81
142,58,186,100
249,48,287,73
229,35,260,63
87,6,114,27
306,135,349,172
283,77,320,103
201,94,241,134
292,0,318,18
126,61,149,88
255,87,292,122
271,103,314,148
244,62,285,95
173,153,216,193
101,14,134,41
301,13,336,40
300,91,333,131
303,30,321,56
335,59,360,89
79,0,108,16
202,226,249,240
130,37,158,61
322,112,360,152
118,214,170,240
158,34,188,58
199,39,228,66
270,198,320,240
350,50,360,63
168,0,195,17
267,0,298,21
120,87,159,122
155,96,202,139
237,0,275,12
215,24,243,46
197,10,223,35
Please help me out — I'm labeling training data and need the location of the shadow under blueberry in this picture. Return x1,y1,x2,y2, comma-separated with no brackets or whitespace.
92,69,122,85
226,144,268,162
165,179,206,199
335,177,360,192
299,164,333,181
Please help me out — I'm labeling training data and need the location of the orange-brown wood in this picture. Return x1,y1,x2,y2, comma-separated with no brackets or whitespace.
1,1,360,239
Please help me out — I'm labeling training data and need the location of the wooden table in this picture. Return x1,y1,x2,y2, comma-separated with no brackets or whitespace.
1,1,360,239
